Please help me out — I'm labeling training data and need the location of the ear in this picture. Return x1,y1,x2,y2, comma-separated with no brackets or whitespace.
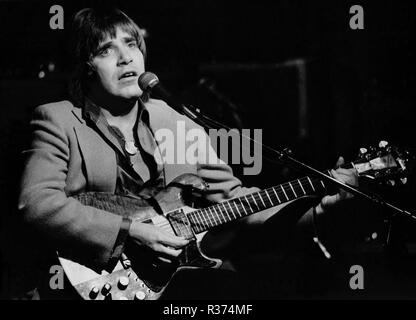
86,62,95,76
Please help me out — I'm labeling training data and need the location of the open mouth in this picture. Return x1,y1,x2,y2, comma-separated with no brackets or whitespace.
119,71,138,80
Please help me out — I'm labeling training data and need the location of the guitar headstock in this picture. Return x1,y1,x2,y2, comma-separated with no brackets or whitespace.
352,141,414,187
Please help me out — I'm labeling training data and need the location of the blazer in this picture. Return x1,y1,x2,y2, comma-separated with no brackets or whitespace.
18,98,257,267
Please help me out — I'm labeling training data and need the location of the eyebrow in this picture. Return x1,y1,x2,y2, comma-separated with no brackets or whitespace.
95,36,137,53
123,36,136,43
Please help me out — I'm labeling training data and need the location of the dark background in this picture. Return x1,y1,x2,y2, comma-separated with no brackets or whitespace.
0,0,416,299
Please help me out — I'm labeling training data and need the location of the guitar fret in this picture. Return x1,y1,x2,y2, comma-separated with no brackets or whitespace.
289,182,298,197
298,179,306,195
222,202,232,221
320,180,326,189
294,181,304,196
280,185,289,201
188,213,199,232
258,193,267,208
251,194,260,210
190,212,199,231
226,201,237,219
210,204,219,222
272,187,281,203
214,205,227,222
307,176,316,192
238,198,249,215
197,209,207,229
196,210,208,229
207,207,218,226
202,208,214,228
209,206,222,224
243,196,254,213
265,190,273,206
197,212,206,231
204,208,213,226
231,201,242,218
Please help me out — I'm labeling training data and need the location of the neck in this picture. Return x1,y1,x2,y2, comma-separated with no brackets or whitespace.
87,91,141,131
100,102,139,131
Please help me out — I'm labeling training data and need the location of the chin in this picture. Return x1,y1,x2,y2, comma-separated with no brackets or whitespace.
120,88,142,100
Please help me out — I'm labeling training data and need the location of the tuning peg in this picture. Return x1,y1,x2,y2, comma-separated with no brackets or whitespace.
359,148,368,155
400,177,408,185
283,148,292,155
387,180,396,186
379,140,389,148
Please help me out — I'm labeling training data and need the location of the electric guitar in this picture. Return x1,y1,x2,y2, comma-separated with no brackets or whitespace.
58,141,413,300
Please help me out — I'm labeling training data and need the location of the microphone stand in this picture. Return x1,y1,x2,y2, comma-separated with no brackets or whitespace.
176,103,416,221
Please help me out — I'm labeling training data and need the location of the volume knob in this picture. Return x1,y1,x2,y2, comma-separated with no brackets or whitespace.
134,291,146,300
89,286,99,299
101,283,112,295
118,276,129,290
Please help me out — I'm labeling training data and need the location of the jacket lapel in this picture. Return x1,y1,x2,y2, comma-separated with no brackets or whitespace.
72,109,117,193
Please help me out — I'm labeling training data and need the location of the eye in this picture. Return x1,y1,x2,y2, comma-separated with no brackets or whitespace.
128,41,138,48
99,47,112,57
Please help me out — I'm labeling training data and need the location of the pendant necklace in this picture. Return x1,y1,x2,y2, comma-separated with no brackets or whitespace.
124,140,139,156
109,125,139,156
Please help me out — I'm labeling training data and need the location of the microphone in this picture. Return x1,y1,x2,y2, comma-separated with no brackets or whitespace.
138,72,185,114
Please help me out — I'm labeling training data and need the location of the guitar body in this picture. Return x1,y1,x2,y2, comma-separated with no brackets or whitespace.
59,174,221,300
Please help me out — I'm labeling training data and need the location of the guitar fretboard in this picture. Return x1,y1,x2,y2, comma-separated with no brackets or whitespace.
187,172,331,234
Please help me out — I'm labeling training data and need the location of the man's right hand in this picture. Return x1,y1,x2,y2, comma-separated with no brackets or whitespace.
128,220,190,264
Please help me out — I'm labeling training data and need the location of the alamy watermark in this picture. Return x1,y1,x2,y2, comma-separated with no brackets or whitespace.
349,264,364,290
153,121,263,176
349,5,364,30
49,265,64,290
49,5,64,30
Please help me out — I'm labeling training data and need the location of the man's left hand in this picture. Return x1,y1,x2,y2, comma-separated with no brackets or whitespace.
315,156,359,214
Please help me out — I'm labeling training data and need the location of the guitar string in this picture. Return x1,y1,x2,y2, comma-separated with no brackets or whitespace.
145,177,328,231
147,157,392,233
187,173,331,232
150,173,331,234
190,174,322,233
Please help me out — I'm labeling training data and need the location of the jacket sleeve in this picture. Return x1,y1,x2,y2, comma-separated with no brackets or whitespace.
18,105,123,268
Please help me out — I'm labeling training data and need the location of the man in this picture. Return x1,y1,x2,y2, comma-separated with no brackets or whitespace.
18,7,357,299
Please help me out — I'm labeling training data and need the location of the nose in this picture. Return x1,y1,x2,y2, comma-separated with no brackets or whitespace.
117,46,133,65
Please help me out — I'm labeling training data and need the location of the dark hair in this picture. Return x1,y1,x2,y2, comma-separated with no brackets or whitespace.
68,7,148,105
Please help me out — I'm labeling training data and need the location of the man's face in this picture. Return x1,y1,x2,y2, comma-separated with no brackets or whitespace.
89,27,145,100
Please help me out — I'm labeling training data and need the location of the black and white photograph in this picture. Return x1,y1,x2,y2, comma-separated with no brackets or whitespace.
0,0,415,304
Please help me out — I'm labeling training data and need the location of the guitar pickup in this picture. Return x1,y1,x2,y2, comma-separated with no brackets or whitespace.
167,209,195,240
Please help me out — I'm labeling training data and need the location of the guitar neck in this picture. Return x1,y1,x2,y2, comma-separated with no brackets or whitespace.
187,170,333,234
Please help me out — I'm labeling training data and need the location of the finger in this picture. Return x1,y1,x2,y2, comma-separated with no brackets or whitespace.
321,194,341,208
334,168,355,175
335,156,345,168
330,169,342,180
156,245,183,258
331,169,358,187
159,234,190,248
156,256,175,264
331,169,352,181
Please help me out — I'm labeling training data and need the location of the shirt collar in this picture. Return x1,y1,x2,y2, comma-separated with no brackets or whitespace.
82,97,150,127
